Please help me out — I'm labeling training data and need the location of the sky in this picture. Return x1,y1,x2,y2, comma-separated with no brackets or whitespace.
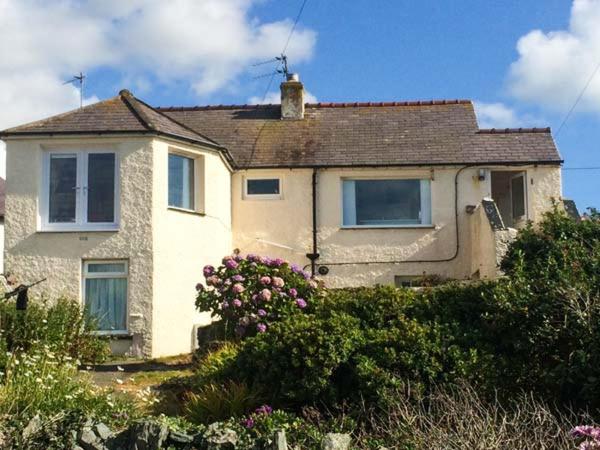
0,0,598,210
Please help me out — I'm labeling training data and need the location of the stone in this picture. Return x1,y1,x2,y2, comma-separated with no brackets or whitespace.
273,430,288,450
168,429,194,444
321,433,352,450
128,421,169,450
22,414,42,441
78,427,107,450
203,423,238,449
94,423,112,441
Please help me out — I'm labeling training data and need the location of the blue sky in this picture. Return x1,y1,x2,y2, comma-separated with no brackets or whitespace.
0,0,598,209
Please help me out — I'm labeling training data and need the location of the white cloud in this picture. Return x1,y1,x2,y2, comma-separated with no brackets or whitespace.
474,101,546,129
509,0,600,113
0,0,317,177
248,89,317,105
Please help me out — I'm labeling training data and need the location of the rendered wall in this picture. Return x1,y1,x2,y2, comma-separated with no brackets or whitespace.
3,137,155,357
151,139,232,358
232,165,562,287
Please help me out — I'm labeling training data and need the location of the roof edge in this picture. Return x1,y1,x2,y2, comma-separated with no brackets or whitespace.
157,99,473,112
477,127,551,134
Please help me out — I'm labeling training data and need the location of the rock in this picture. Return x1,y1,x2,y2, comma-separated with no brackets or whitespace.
321,433,351,450
128,421,169,450
94,423,112,441
78,427,107,450
168,429,194,444
273,430,288,450
22,414,42,441
203,423,238,449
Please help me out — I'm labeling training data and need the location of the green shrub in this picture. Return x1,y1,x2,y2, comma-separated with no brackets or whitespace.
185,381,263,424
194,342,241,386
235,310,363,406
0,297,110,369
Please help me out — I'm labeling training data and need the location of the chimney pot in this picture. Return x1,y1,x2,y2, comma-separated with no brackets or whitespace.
280,75,304,120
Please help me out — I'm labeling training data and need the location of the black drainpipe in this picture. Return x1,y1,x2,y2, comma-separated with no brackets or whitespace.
305,168,320,276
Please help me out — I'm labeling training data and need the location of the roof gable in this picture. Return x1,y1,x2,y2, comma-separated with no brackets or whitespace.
0,90,220,149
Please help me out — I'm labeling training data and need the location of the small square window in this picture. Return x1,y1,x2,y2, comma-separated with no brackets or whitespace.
245,178,281,198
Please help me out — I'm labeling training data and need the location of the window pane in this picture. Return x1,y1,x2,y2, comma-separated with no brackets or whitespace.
169,154,194,209
87,263,126,274
85,277,127,331
511,175,525,218
87,153,115,223
247,179,280,195
49,155,77,223
355,179,421,225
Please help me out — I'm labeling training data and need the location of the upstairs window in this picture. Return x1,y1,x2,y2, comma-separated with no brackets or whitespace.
342,179,431,227
244,178,281,199
42,150,118,231
169,153,195,210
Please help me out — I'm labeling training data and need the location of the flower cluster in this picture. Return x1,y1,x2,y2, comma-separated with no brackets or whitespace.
195,254,320,337
242,404,274,429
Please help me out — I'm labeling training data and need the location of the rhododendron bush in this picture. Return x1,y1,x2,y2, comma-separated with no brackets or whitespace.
195,254,319,337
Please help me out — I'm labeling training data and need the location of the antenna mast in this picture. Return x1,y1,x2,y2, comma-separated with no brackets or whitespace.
64,72,86,108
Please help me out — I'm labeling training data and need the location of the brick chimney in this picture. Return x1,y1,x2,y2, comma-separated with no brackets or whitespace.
280,73,304,120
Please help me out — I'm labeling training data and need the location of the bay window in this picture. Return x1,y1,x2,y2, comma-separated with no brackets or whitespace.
342,178,432,227
42,150,118,231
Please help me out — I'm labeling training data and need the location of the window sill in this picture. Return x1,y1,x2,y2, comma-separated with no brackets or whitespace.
38,226,119,233
91,331,131,339
168,206,205,216
340,224,435,230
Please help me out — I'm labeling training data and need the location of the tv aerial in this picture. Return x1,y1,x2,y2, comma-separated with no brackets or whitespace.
63,72,86,108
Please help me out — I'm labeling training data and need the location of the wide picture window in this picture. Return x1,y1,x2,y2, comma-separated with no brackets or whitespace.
342,179,431,226
43,150,118,230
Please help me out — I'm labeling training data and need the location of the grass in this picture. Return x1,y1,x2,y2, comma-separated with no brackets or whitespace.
86,353,194,415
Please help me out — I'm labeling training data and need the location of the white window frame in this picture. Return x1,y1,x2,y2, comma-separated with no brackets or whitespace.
243,176,283,200
82,260,129,335
40,149,120,232
341,177,432,228
167,150,205,213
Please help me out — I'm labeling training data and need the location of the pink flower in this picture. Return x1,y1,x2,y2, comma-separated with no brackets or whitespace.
295,298,307,309
195,283,204,292
257,309,267,317
272,276,285,288
273,258,285,267
232,299,242,308
243,417,255,428
288,288,298,298
206,275,221,286
225,259,239,270
257,323,267,333
260,289,272,301
232,283,245,294
260,276,272,285
232,274,245,282
203,265,215,277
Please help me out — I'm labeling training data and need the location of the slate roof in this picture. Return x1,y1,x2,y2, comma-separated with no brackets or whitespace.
0,90,221,150
0,90,562,169
159,102,562,168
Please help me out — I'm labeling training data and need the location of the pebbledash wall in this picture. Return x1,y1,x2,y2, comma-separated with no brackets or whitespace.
233,165,562,287
3,136,232,358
